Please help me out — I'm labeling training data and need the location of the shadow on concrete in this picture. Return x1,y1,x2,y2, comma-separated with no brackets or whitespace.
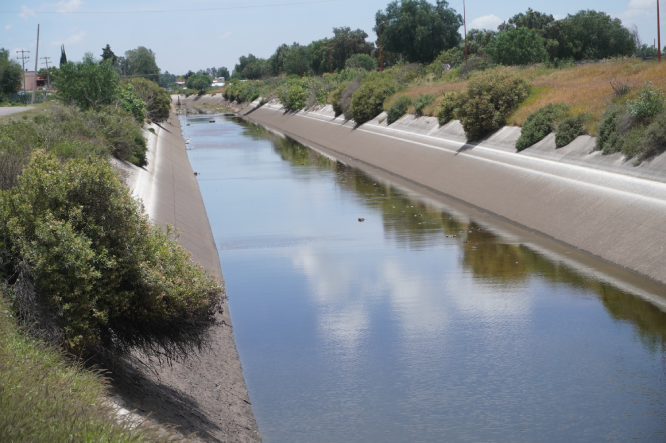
455,140,480,155
94,355,221,441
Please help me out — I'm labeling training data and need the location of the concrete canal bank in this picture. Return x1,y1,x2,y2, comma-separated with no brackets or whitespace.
217,98,666,288
114,107,261,442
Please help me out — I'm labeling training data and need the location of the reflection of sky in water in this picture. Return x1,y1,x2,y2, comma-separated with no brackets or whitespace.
185,115,666,442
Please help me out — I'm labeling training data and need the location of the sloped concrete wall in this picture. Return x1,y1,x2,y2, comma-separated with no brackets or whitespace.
240,101,666,286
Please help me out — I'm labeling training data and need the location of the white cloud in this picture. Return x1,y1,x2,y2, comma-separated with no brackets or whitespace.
468,14,503,31
220,31,233,40
553,14,566,20
619,0,656,20
54,0,83,13
5,23,13,30
19,5,37,20
50,30,87,46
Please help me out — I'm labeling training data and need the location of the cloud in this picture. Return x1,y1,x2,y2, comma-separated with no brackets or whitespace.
220,31,233,40
553,14,566,20
53,0,83,13
619,0,656,20
19,5,37,20
5,23,13,30
50,30,87,46
468,14,503,31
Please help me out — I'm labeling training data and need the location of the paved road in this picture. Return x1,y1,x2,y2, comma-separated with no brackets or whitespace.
0,106,34,117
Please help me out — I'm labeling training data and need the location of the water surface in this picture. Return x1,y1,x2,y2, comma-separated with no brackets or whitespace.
184,114,666,442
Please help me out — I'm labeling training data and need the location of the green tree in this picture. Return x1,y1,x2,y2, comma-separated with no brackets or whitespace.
186,73,212,93
487,27,548,65
232,54,269,79
331,27,374,71
100,44,117,65
217,67,230,78
508,8,555,31
375,0,462,63
59,45,67,67
0,48,23,94
121,77,171,122
123,46,160,83
345,54,378,71
555,10,636,60
54,53,120,110
465,29,497,56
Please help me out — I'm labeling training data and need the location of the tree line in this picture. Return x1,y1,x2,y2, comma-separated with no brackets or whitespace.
230,0,650,80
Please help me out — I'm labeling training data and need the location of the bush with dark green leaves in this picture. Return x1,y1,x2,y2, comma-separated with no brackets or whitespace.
223,80,262,103
413,93,435,116
458,69,531,140
487,27,549,66
436,91,464,125
330,81,347,116
0,48,23,94
349,73,400,124
386,95,412,124
515,103,569,151
0,152,223,356
279,79,308,111
121,77,171,122
116,83,146,123
555,114,589,147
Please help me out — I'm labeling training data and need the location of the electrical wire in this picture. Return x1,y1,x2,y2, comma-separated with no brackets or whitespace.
0,0,344,14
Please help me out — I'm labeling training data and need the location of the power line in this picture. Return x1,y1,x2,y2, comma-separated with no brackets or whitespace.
0,0,344,14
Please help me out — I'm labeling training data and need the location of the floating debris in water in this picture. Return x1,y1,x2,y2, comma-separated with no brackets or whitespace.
358,218,365,222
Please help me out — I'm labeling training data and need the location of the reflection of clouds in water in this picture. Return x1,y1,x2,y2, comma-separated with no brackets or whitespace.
290,245,536,356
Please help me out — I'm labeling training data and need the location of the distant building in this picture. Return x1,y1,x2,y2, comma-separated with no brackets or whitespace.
20,70,46,91
175,78,186,86
211,76,225,87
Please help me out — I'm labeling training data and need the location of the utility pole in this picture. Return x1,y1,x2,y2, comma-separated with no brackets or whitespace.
378,21,387,71
463,0,468,63
31,24,40,104
658,0,662,62
41,56,52,89
16,50,30,94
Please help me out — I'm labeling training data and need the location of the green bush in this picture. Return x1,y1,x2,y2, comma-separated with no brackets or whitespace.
349,73,399,124
386,95,412,125
515,103,569,151
555,114,589,148
459,54,493,78
330,81,347,116
595,106,624,155
627,82,665,121
436,91,464,125
279,79,308,111
55,53,119,110
223,80,262,103
413,93,435,116
121,77,171,122
345,54,377,71
0,152,222,356
116,83,146,123
458,69,531,140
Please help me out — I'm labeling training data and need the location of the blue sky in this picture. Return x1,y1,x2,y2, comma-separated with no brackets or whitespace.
0,0,662,75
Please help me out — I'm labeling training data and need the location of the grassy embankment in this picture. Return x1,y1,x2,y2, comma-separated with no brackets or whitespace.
0,294,176,441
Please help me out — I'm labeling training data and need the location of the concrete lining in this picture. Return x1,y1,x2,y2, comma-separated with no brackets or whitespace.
115,110,261,442
237,101,666,286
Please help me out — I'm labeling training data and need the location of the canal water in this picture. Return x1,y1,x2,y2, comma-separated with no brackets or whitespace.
183,114,666,442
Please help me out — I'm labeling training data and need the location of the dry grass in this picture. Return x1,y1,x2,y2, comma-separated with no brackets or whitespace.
506,59,666,133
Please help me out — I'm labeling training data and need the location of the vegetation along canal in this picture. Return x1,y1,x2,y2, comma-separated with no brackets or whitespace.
183,113,666,442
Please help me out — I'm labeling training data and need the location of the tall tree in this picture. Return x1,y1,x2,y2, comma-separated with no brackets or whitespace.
374,0,462,64
101,44,118,65
217,67,230,79
555,10,636,60
123,47,160,83
0,48,23,94
60,45,67,67
330,27,374,71
487,27,549,65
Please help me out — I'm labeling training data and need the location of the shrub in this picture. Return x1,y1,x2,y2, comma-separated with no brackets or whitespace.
386,95,412,125
279,79,307,111
330,81,347,116
627,82,665,121
1,152,223,357
639,112,666,160
458,69,531,140
223,80,262,103
413,93,435,116
116,83,146,123
515,103,569,151
55,53,119,110
436,91,464,125
486,27,548,66
459,54,492,77
121,77,171,122
349,73,399,124
345,54,377,71
595,106,624,155
555,114,589,148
